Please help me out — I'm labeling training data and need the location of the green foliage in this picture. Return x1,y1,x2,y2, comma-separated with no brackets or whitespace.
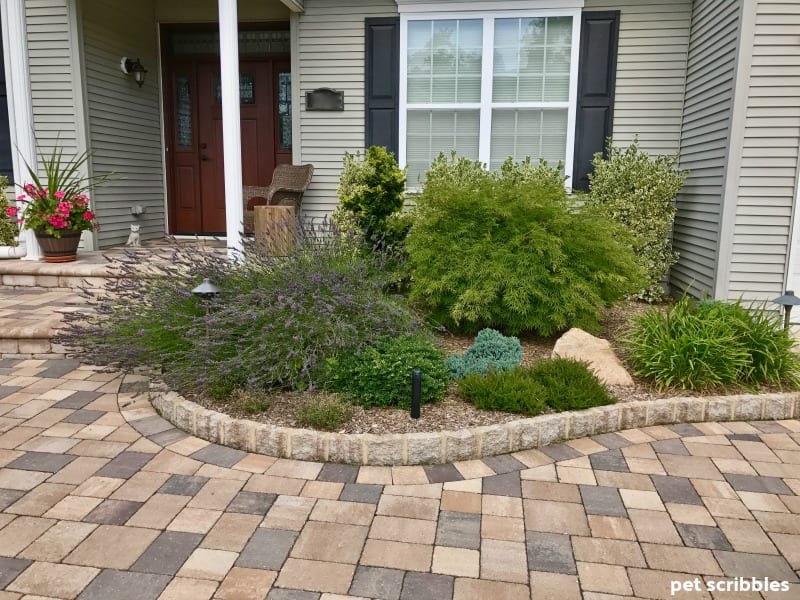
528,358,615,412
335,146,408,248
586,140,687,302
64,222,422,398
231,390,270,415
458,359,613,415
406,154,644,335
323,335,450,409
446,328,523,379
0,179,18,247
295,396,354,431
624,297,800,390
458,369,548,416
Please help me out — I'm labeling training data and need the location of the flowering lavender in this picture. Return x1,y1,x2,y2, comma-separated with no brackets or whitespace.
58,219,422,399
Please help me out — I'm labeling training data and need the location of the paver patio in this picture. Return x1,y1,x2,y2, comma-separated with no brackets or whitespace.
0,358,798,599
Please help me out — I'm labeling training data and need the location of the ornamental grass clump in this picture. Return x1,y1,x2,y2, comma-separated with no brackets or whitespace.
446,328,523,379
586,140,687,302
58,220,421,399
406,154,644,336
624,296,800,390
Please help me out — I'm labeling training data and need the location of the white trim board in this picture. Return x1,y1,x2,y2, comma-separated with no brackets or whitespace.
396,1,584,14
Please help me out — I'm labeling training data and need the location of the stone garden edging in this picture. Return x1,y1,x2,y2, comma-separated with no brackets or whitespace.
134,373,800,465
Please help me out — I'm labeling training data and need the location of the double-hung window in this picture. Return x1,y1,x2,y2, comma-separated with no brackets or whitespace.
400,9,581,186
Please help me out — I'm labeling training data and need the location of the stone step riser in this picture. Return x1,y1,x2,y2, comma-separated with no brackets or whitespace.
1,273,116,290
0,337,67,359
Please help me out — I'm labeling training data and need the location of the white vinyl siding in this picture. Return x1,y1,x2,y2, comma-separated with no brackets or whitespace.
296,0,399,219
727,0,800,302
81,0,164,248
26,0,81,158
671,0,740,298
584,0,692,156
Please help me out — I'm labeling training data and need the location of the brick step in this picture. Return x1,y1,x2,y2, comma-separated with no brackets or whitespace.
0,256,122,290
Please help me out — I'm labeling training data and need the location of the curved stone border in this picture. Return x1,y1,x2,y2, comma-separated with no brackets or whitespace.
139,373,800,465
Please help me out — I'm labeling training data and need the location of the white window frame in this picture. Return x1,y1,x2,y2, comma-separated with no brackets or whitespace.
399,9,582,188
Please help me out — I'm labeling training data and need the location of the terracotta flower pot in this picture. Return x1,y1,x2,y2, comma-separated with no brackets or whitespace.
34,230,82,263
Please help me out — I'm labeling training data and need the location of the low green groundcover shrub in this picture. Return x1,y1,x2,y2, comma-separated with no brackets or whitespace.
323,335,450,409
446,328,522,379
296,397,354,431
458,358,613,415
60,220,421,399
406,154,644,335
624,297,800,390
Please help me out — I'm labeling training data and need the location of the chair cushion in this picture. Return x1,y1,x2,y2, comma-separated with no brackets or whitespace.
247,196,268,210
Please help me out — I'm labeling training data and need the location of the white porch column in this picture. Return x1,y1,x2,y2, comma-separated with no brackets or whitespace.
218,0,244,256
1,0,41,260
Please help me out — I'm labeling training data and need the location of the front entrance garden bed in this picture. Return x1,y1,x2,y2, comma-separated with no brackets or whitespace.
141,371,800,465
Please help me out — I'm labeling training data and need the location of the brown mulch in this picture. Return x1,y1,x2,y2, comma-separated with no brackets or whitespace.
195,299,746,435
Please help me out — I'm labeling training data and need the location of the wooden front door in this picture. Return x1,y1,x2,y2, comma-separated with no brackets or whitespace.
165,57,291,235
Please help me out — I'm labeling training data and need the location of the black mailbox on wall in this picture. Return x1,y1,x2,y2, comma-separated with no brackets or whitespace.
306,88,344,111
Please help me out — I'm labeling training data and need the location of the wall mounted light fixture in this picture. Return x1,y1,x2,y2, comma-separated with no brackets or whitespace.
120,57,147,88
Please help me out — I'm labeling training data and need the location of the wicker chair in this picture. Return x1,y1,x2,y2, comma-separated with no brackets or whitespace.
243,164,314,234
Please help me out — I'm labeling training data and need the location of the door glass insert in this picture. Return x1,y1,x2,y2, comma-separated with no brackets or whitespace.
176,75,192,149
169,30,290,57
278,72,292,150
214,74,255,104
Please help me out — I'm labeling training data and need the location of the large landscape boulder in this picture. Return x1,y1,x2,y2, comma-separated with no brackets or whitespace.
552,328,634,387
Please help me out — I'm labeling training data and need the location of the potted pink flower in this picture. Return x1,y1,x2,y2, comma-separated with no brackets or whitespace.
12,145,109,262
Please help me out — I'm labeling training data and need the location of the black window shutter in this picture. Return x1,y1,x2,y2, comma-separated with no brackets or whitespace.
365,17,399,158
0,17,13,183
572,11,619,191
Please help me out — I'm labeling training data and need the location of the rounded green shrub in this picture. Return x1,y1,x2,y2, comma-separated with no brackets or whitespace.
406,154,644,336
334,146,408,248
323,335,450,409
586,140,687,302
458,369,547,416
446,328,522,379
458,358,613,415
624,297,800,390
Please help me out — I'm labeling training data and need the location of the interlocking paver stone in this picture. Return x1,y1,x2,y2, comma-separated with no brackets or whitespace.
482,454,526,475
400,572,454,600
424,464,463,483
651,474,703,505
526,531,576,574
0,556,31,588
724,473,793,494
96,452,155,479
675,523,733,551
131,531,203,575
349,565,405,600
436,511,481,550
340,483,383,504
713,550,799,582
190,444,247,468
158,475,209,497
84,499,143,525
236,527,298,570
227,490,276,514
317,463,359,484
579,485,627,517
7,451,76,472
482,472,521,497
588,450,629,472
77,569,171,600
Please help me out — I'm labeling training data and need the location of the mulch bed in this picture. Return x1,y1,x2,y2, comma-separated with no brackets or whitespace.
195,300,728,435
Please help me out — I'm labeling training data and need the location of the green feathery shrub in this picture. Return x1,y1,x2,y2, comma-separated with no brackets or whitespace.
334,146,409,249
323,335,450,409
624,297,800,390
586,140,687,302
406,154,644,335
0,179,18,247
458,358,613,415
446,328,523,379
296,397,354,431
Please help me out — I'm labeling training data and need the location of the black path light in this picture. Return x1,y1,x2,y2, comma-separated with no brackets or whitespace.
410,369,422,419
772,290,800,331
